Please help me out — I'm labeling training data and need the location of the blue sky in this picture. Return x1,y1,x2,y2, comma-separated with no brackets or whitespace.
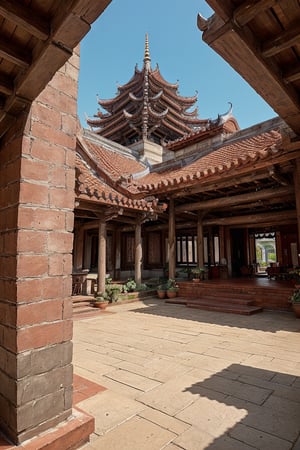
78,0,276,131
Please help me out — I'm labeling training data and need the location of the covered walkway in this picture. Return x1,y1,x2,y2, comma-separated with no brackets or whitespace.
72,298,300,449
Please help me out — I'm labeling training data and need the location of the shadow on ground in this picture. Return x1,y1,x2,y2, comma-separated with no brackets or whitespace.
130,298,300,333
179,363,300,449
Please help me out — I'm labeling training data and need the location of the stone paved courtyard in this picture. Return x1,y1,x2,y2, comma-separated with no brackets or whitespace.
73,298,300,450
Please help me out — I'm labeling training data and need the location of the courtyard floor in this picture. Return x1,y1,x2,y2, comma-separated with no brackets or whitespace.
74,297,300,450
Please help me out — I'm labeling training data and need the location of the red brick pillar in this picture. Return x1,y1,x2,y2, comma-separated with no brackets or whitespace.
0,49,79,445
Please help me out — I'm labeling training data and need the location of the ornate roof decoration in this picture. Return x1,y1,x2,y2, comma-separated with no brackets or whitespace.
86,34,213,146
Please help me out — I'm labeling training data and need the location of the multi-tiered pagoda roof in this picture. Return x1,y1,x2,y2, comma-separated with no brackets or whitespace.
87,35,215,147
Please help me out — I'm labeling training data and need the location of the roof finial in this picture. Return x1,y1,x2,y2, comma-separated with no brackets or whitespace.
144,33,151,69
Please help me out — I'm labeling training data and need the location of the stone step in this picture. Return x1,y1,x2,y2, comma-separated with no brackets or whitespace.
186,299,263,315
177,281,294,310
191,295,255,305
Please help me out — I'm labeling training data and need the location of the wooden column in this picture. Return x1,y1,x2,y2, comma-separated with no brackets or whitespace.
73,223,84,271
135,220,142,285
168,198,176,279
97,221,107,294
83,234,92,270
115,229,121,280
197,212,204,267
294,158,300,256
219,225,225,263
208,227,214,265
245,228,250,265
225,227,232,277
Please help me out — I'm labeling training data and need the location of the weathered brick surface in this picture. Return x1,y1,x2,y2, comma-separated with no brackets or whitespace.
17,299,64,327
17,254,49,278
18,207,66,231
17,365,73,406
17,341,73,379
17,230,48,253
31,139,66,165
0,50,78,444
17,320,73,352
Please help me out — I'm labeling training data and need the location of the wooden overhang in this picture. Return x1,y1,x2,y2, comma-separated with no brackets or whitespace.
141,122,300,232
0,0,111,141
198,0,300,136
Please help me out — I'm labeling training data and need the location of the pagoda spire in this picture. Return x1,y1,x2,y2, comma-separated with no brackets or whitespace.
144,33,151,70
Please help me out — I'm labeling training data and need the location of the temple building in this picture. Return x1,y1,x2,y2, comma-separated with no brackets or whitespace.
1,1,300,447
86,34,238,164
73,36,300,306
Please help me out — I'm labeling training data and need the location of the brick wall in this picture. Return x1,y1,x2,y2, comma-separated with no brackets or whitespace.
0,47,79,444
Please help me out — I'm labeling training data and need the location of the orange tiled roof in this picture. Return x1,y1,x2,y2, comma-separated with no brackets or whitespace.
76,153,160,211
76,133,165,212
83,139,145,182
135,130,282,192
76,127,283,208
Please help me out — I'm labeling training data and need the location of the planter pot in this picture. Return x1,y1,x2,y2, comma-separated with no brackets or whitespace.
292,303,300,318
94,302,109,309
167,290,177,299
157,290,166,299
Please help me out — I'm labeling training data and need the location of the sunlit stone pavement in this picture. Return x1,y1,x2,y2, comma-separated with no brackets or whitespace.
74,298,300,450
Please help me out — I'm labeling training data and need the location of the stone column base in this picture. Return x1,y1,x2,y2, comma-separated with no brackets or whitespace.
0,408,94,450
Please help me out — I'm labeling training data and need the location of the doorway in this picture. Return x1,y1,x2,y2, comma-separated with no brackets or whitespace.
255,232,277,274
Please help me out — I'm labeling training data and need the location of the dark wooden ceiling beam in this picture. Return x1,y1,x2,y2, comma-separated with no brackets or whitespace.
233,0,279,27
204,209,296,226
261,24,300,58
201,19,300,135
176,185,294,213
0,0,49,40
284,65,300,83
0,73,13,96
0,0,112,139
0,40,31,68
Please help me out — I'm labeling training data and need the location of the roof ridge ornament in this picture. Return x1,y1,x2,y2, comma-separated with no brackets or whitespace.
144,33,151,70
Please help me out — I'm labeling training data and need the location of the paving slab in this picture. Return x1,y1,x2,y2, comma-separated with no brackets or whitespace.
173,426,254,450
175,394,247,437
104,368,161,392
137,373,214,416
84,416,176,450
73,298,300,450
229,422,292,450
139,406,191,435
76,390,145,434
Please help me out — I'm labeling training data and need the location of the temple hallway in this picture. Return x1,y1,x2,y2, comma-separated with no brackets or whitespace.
73,297,300,450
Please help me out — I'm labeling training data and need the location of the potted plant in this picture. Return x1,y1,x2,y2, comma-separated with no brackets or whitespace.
191,267,206,282
124,279,137,293
289,268,300,287
289,288,300,318
166,278,179,298
93,293,109,309
157,284,167,299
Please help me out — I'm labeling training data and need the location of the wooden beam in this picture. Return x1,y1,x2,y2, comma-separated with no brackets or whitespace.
261,24,300,58
0,73,13,96
168,199,176,279
0,0,112,140
176,185,294,213
0,0,49,40
0,40,31,68
201,13,300,135
293,158,300,250
233,0,279,27
284,65,300,84
204,210,296,226
97,221,106,294
155,146,300,199
166,170,269,199
135,221,142,285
